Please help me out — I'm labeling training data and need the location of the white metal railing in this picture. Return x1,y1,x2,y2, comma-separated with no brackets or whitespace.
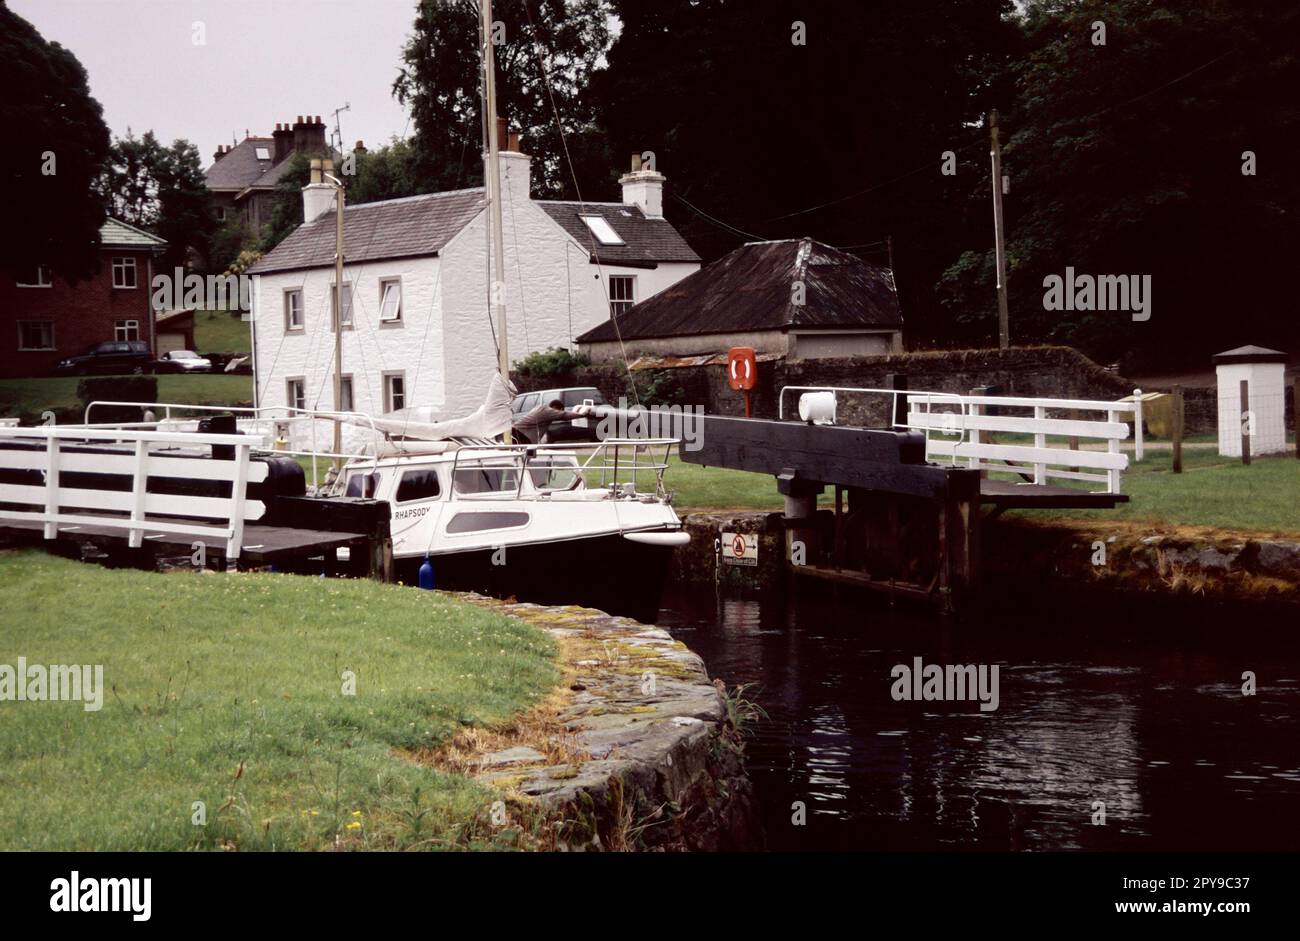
779,385,1144,494
0,424,267,558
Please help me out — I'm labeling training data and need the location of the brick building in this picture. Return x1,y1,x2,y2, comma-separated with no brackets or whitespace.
1,218,167,378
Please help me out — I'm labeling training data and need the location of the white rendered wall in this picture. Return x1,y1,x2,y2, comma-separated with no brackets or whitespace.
250,256,445,452
1217,361,1287,456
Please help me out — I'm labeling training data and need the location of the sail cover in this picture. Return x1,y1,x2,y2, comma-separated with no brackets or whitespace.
347,372,517,441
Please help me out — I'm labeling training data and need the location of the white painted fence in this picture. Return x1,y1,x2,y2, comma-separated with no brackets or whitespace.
0,425,267,559
779,386,1144,494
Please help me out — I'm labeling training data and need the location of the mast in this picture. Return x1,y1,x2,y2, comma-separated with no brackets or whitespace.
480,0,511,443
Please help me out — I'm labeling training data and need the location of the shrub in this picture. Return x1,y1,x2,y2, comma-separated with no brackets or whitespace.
513,347,590,383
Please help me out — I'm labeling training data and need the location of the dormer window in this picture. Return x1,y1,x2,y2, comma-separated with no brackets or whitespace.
578,214,624,246
255,147,271,160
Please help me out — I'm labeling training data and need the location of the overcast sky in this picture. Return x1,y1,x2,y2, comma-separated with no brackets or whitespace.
12,0,420,165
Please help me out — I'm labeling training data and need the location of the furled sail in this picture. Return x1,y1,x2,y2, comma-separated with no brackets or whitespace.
345,372,516,441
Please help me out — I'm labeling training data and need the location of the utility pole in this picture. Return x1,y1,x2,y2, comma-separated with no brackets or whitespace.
989,110,1010,350
326,160,345,468
480,0,510,444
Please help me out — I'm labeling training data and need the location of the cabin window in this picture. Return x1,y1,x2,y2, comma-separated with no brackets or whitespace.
17,320,55,350
526,456,581,491
396,469,442,503
114,320,140,342
446,511,530,533
16,265,51,287
578,214,624,246
284,289,304,330
345,472,379,498
286,377,306,412
378,279,402,323
453,463,520,495
383,372,406,412
111,256,137,289
608,275,635,317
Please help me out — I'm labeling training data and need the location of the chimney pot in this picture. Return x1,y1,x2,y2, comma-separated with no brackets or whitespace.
630,153,642,172
495,117,508,151
355,140,366,153
297,115,304,124
314,115,322,124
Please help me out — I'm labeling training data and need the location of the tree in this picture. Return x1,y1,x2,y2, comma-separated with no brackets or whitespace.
394,0,612,195
99,131,215,270
2,4,110,280
939,0,1300,366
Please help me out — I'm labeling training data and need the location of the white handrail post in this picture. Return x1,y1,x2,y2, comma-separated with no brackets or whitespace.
226,443,249,563
968,397,981,469
128,438,148,548
1033,405,1047,484
43,432,59,539
1107,408,1122,493
1133,388,1144,462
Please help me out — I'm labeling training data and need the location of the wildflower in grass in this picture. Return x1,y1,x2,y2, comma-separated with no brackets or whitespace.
345,821,362,831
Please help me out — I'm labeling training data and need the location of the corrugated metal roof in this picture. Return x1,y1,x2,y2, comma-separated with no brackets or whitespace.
249,189,486,275
577,238,901,343
100,217,167,249
538,201,700,267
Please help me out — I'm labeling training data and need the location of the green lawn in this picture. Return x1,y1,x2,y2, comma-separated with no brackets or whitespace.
193,310,252,353
0,374,253,424
0,551,558,851
666,448,1300,534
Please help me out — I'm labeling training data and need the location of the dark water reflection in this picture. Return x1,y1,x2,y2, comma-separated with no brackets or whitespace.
654,587,1300,851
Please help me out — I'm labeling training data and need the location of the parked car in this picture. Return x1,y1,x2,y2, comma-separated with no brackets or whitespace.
155,350,213,373
53,340,153,376
510,386,607,442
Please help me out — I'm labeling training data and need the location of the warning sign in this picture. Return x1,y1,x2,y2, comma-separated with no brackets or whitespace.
721,531,758,566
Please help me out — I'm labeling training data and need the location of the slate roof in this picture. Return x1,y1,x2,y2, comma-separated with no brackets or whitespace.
538,201,700,268
576,238,901,343
1212,345,1288,365
204,138,277,191
249,189,486,275
100,217,167,250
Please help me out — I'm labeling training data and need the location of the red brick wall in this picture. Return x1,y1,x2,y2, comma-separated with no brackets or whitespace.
0,250,158,378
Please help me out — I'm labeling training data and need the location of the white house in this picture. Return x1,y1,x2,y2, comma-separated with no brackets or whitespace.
248,133,699,437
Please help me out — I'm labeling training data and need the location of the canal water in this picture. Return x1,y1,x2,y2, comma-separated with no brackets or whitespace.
655,586,1300,852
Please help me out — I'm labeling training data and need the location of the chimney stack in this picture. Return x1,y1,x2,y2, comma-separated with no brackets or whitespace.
354,140,367,155
212,144,226,163
302,157,336,223
619,152,667,219
292,114,327,156
273,122,293,163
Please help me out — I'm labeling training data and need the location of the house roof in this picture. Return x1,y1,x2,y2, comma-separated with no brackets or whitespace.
1212,344,1288,365
538,201,700,268
576,238,902,344
249,189,486,275
100,217,167,250
204,137,277,192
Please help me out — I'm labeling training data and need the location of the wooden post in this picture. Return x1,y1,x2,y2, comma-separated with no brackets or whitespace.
1172,385,1184,474
1293,377,1299,460
1240,379,1251,466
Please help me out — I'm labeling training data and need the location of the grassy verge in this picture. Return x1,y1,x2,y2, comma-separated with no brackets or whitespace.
666,447,1300,534
193,310,252,353
0,374,254,423
0,551,558,851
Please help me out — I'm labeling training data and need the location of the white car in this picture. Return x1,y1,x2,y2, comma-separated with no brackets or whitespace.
156,350,212,373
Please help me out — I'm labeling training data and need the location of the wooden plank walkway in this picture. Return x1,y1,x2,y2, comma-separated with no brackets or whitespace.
978,479,1129,509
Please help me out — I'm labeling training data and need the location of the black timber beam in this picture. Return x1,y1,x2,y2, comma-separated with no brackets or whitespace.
679,416,980,501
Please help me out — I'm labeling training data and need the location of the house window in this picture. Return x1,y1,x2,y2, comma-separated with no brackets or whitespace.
378,279,402,323
114,320,140,342
16,265,52,287
330,281,354,329
383,372,406,413
284,289,304,331
578,214,625,246
214,206,227,222
17,321,55,351
254,147,271,161
609,275,636,317
339,375,354,413
286,377,306,412
112,257,137,289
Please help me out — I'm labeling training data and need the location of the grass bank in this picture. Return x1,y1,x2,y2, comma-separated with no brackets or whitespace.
666,449,1300,535
0,374,254,424
0,551,558,851
193,310,252,353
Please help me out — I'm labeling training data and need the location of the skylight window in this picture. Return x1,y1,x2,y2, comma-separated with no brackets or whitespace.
579,214,625,246
255,147,271,160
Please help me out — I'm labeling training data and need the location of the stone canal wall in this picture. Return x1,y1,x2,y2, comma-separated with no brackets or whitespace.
674,510,1300,605
450,594,763,850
